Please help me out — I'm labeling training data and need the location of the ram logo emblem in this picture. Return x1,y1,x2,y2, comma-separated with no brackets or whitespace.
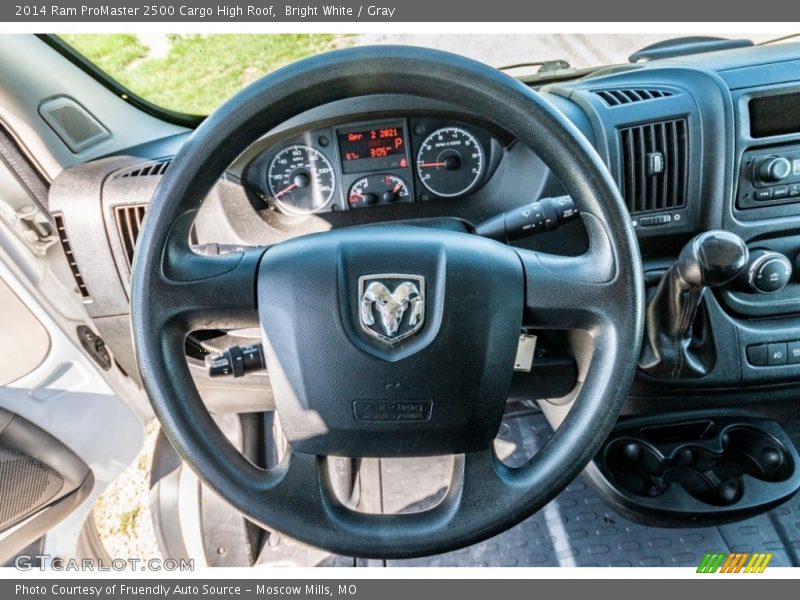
358,275,425,345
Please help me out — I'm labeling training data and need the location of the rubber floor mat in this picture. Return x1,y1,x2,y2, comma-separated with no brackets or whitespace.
388,411,800,567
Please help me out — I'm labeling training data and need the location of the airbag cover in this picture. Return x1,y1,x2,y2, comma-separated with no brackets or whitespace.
258,225,523,457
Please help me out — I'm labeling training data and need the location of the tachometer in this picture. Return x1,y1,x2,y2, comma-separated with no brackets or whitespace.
416,127,484,198
267,145,336,214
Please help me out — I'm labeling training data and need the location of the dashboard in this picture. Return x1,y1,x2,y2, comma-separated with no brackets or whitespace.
45,41,800,415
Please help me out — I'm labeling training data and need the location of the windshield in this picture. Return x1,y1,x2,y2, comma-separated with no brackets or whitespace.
59,33,791,116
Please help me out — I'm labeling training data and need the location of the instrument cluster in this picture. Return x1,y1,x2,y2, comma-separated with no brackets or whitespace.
247,117,503,216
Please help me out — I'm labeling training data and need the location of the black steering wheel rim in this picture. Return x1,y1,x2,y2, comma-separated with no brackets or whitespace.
131,46,644,559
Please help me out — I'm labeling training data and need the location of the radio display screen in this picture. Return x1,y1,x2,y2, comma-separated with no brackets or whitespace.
750,92,800,138
337,124,409,174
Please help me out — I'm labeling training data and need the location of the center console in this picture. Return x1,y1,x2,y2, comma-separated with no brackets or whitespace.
545,47,800,526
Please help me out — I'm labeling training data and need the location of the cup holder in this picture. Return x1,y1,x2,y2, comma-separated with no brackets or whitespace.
595,415,800,522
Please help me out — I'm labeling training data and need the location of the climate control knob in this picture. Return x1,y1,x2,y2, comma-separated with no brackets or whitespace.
740,250,792,293
757,156,792,183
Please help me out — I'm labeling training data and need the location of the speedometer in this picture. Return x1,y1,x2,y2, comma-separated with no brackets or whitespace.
416,127,484,198
267,145,336,215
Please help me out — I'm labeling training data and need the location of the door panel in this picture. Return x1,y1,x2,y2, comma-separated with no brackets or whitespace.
0,135,148,562
0,279,49,385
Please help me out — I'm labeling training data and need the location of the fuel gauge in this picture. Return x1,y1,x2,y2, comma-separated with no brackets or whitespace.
348,174,411,209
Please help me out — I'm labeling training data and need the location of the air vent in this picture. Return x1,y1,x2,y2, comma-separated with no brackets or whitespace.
593,88,674,107
119,160,171,178
53,213,91,300
38,97,110,153
619,118,688,215
114,203,197,271
114,204,147,268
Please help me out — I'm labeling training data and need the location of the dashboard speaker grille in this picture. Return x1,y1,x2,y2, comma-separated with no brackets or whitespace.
619,118,688,214
0,448,63,530
593,88,674,106
53,213,91,300
114,204,148,268
38,97,110,153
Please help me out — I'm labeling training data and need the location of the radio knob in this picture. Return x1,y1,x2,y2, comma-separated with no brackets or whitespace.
757,156,792,183
740,250,792,293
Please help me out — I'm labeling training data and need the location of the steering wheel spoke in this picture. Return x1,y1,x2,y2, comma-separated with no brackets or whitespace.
162,249,264,330
518,213,622,331
141,211,266,332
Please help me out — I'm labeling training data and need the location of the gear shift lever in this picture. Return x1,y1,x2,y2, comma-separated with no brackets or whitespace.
639,231,748,379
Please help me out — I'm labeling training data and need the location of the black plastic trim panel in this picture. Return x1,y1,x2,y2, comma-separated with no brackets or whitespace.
588,411,800,527
547,67,734,241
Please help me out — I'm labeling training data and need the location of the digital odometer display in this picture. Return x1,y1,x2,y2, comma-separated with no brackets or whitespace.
337,124,409,174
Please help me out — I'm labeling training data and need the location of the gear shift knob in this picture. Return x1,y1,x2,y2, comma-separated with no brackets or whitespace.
677,230,749,288
640,230,748,379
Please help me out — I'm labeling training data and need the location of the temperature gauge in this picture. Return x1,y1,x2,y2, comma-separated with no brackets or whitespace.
348,174,411,209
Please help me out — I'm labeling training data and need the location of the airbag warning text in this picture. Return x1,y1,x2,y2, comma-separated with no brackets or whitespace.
353,400,432,421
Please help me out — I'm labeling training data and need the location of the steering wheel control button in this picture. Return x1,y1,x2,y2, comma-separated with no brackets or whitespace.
205,343,266,378
746,344,769,367
768,343,788,366
741,250,793,293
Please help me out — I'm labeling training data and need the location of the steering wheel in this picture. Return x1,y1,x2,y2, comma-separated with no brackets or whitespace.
131,46,643,559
